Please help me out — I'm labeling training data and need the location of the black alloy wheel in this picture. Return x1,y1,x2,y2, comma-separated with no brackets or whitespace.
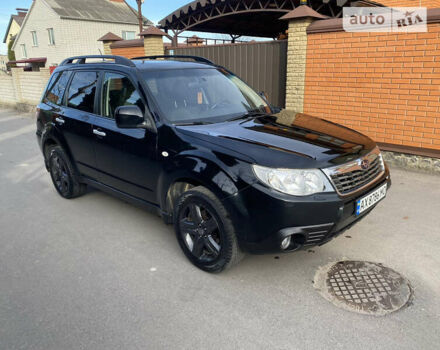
47,145,86,199
174,186,244,272
179,202,221,262
50,153,71,197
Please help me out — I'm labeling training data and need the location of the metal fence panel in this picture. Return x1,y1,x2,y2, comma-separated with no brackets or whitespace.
168,40,287,108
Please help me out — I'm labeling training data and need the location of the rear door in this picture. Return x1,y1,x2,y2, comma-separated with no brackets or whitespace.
60,70,100,179
39,70,71,140
91,71,159,204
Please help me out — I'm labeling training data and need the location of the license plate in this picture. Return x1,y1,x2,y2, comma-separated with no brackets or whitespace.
356,184,387,216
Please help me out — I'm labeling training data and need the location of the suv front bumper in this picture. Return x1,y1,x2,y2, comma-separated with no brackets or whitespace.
225,166,391,254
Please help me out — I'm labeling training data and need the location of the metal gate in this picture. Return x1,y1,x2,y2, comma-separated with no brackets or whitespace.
167,40,287,108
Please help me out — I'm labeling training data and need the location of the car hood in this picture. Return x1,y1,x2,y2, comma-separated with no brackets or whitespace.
175,110,377,169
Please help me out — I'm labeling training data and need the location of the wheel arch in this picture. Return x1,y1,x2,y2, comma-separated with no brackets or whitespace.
41,124,76,171
158,153,243,223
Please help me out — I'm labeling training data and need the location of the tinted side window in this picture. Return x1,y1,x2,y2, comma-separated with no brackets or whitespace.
45,71,71,105
101,72,144,119
67,71,98,113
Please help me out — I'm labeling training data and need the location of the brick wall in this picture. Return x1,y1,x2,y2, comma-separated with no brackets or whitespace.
0,68,50,106
285,18,313,111
379,0,440,8
303,23,440,151
0,74,17,104
14,68,51,104
143,36,165,56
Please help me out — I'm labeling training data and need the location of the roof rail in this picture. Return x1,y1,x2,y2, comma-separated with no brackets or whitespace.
60,55,135,67
132,55,214,65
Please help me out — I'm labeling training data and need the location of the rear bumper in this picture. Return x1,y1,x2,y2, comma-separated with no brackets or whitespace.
226,166,391,254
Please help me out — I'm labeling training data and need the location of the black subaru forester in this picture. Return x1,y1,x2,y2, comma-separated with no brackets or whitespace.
36,55,391,272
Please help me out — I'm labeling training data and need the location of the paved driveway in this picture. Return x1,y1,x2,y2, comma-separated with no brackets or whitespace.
1,108,439,350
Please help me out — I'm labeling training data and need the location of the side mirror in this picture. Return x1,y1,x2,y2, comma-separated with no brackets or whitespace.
115,105,146,129
258,91,269,103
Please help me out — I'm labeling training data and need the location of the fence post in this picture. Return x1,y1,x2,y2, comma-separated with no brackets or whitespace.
280,6,327,112
98,32,123,55
11,68,23,103
139,27,167,56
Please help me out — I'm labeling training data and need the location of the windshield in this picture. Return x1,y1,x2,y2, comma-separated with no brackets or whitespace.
142,68,270,124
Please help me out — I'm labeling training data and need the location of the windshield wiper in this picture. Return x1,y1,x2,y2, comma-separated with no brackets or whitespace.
174,121,213,126
227,111,268,122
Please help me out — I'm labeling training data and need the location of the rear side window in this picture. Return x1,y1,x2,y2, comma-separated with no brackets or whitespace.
67,71,98,113
45,71,71,105
101,72,144,119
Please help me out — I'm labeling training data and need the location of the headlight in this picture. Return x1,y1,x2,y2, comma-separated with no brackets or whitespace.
252,165,334,196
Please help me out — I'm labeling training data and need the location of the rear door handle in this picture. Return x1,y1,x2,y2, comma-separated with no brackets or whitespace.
55,117,65,125
93,129,106,137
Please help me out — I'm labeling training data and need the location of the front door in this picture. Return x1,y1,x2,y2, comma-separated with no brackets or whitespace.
91,71,159,204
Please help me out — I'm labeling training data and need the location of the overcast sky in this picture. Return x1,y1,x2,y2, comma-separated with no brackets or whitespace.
0,0,234,55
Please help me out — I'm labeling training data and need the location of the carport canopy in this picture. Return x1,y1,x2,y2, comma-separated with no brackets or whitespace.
159,0,382,38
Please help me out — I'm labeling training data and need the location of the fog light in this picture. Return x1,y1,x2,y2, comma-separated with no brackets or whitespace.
281,236,291,250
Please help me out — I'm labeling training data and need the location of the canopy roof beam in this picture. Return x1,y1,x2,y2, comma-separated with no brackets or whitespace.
159,0,378,38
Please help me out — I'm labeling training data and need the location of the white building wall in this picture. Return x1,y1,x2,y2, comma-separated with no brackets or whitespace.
12,0,61,63
53,19,140,65
13,0,140,66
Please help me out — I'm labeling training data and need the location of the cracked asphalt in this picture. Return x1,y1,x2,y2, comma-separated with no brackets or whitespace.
1,108,439,349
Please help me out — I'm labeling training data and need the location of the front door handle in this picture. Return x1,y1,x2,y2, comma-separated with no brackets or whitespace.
93,129,106,137
55,117,65,125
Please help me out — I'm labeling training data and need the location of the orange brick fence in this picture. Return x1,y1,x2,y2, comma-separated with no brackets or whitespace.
302,9,440,155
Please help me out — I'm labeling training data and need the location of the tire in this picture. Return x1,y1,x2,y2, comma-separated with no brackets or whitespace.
173,186,244,273
47,145,86,199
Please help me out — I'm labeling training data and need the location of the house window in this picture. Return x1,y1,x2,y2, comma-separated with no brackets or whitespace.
122,31,136,40
31,31,38,46
20,44,27,58
47,28,55,45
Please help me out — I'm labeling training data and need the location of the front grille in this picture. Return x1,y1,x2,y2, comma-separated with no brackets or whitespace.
331,157,382,194
323,148,385,196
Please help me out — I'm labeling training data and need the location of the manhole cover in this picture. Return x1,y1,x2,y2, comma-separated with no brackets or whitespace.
314,261,413,316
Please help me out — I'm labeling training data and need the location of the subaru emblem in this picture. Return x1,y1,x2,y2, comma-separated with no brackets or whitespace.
360,159,370,170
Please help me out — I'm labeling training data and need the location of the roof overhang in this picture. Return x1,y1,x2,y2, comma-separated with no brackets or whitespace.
3,17,14,44
139,26,167,37
98,32,123,41
8,57,47,64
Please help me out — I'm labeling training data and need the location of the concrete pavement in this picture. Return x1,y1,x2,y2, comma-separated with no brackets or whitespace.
0,108,439,349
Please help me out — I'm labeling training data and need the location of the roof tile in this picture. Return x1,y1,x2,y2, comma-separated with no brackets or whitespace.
279,5,329,21
43,0,152,25
139,27,167,37
98,32,123,41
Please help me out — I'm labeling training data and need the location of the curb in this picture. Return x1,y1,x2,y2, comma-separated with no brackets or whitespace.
382,151,440,175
